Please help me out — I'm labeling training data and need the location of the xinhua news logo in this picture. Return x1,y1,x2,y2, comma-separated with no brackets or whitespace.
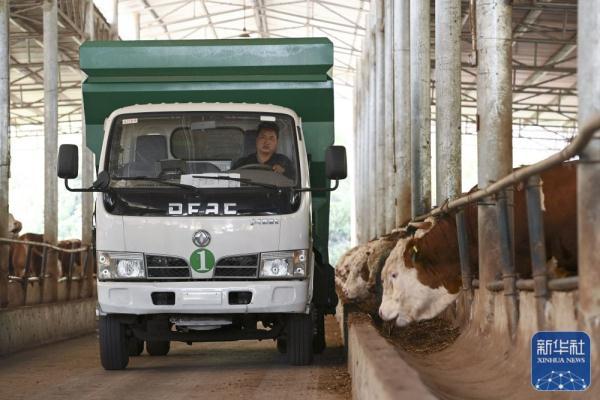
531,331,591,392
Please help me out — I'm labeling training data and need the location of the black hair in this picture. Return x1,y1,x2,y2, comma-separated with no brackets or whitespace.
257,121,279,138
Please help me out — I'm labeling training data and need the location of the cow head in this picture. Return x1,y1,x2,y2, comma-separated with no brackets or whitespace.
8,213,22,238
341,245,370,301
379,218,460,327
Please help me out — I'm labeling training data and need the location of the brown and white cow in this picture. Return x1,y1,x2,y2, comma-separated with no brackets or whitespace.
336,230,412,315
379,162,577,326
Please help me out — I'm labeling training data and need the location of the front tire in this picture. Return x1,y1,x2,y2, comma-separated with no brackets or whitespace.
146,340,170,356
99,316,129,370
286,314,314,365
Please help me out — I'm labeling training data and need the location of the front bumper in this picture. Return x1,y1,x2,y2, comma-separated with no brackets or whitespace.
97,280,309,315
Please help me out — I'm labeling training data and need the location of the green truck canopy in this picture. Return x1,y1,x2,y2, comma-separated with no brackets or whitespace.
79,38,335,263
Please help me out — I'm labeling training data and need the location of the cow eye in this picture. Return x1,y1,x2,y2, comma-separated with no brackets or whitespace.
391,272,398,279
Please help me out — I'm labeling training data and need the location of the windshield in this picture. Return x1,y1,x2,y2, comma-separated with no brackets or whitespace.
106,111,299,189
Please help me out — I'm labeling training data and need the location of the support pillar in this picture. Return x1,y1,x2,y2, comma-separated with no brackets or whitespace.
133,12,140,40
435,0,462,202
82,0,94,249
577,0,600,336
393,0,410,226
352,59,362,245
361,48,370,242
85,0,95,41
476,0,512,316
374,0,386,236
410,0,431,217
368,10,377,240
111,0,119,39
0,0,9,307
383,0,395,232
43,0,59,302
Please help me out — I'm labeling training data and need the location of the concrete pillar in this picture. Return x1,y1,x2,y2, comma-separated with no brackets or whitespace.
133,12,140,40
476,1,512,311
81,0,95,247
368,10,377,240
85,0,95,41
111,0,119,39
393,0,410,227
353,60,362,245
43,0,59,302
383,0,395,233
374,0,386,236
360,49,370,243
410,0,431,217
577,1,600,334
0,0,9,307
435,0,461,202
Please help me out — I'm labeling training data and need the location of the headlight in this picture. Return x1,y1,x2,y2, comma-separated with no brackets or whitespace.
97,252,145,280
259,250,308,279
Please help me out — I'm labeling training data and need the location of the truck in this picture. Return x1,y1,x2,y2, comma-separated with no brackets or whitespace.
57,38,346,370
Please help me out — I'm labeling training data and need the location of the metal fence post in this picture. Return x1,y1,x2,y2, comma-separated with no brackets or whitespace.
496,190,519,338
525,175,549,331
456,210,473,295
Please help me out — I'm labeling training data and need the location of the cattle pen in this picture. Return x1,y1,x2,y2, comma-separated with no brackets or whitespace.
0,1,599,399
342,1,600,399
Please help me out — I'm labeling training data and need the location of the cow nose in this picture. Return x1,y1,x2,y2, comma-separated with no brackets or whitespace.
378,309,383,319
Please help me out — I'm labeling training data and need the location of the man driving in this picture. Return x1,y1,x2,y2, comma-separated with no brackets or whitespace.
232,121,294,179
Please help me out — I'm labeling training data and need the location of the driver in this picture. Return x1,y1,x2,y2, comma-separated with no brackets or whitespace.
232,121,294,179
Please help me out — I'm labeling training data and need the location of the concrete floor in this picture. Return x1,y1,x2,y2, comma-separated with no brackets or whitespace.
0,316,350,400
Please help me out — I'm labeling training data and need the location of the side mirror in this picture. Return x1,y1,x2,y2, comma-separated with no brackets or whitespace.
58,144,79,179
325,145,347,180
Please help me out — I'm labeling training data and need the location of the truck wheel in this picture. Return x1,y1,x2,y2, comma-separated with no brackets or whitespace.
146,340,170,356
286,314,314,366
276,337,287,354
127,337,144,356
312,310,326,354
99,315,129,370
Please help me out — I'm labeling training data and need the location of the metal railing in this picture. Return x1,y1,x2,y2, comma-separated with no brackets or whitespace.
411,114,600,332
0,237,95,308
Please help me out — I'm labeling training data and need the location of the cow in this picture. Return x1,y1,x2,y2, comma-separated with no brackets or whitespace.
336,230,411,315
9,234,84,278
379,162,577,327
57,239,83,278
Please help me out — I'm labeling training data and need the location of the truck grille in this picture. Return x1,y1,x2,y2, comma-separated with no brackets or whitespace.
146,255,191,279
214,254,259,279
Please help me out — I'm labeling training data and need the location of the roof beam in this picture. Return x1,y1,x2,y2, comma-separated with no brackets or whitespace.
200,0,218,38
142,0,171,39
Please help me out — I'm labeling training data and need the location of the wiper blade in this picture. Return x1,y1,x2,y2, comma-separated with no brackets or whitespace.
191,174,282,191
112,176,200,192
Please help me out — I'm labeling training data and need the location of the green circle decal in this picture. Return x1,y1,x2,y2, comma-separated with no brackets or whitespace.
190,249,216,273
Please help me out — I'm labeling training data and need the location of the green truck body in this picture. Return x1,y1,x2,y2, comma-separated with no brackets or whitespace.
79,38,335,264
